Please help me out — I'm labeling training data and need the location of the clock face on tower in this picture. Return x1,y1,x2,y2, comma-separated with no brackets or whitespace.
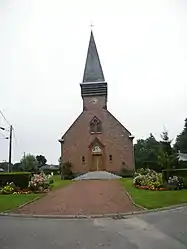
90,98,98,104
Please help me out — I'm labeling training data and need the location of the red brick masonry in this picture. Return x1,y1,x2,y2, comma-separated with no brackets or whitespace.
16,180,140,215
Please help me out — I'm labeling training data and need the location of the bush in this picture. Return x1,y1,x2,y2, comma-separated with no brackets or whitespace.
28,172,51,192
133,168,164,190
166,176,183,190
133,175,147,186
61,162,74,180
162,169,187,184
134,168,157,177
0,182,16,195
0,172,31,189
49,178,54,185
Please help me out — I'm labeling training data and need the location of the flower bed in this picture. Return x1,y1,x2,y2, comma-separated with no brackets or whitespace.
133,168,183,191
134,185,168,191
0,172,53,195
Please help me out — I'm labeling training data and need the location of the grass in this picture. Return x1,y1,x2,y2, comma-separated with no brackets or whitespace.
0,194,41,213
0,175,72,213
120,178,187,209
51,175,72,189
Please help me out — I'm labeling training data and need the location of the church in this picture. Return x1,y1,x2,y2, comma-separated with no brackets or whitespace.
59,31,135,175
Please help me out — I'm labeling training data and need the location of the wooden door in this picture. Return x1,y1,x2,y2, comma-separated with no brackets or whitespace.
91,155,104,171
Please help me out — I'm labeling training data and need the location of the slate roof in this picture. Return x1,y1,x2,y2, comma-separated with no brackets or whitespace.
82,31,105,83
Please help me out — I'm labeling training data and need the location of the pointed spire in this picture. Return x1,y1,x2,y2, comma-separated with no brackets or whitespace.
83,31,105,83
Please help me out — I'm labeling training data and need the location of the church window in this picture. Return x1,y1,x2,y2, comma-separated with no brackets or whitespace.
109,155,112,161
82,156,85,163
90,123,95,133
90,117,102,133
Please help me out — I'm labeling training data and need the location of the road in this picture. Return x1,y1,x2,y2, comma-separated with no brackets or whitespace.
1,206,187,249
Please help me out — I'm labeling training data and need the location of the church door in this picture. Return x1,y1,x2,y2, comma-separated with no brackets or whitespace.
91,155,103,171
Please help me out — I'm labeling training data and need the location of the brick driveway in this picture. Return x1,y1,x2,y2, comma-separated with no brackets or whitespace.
16,180,140,215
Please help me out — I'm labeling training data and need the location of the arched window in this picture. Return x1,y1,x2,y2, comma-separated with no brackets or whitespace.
90,117,102,133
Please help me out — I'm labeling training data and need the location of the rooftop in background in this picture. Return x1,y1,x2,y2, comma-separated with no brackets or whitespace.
178,152,187,162
40,164,59,171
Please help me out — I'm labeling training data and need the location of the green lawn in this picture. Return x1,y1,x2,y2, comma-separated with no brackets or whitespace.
0,175,72,213
0,194,41,213
120,178,187,209
51,175,72,189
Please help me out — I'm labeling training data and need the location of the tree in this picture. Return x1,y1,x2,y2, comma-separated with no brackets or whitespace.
158,131,178,170
36,155,47,167
20,154,38,172
175,118,187,153
134,133,161,171
157,150,178,170
160,130,173,155
0,162,8,172
13,162,22,172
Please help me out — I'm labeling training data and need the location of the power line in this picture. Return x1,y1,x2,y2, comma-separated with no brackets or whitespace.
0,131,6,138
0,132,8,139
0,110,11,126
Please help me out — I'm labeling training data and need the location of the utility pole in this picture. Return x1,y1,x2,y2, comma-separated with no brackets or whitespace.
8,125,13,173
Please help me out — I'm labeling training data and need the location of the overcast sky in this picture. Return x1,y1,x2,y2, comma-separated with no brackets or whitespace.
0,0,187,164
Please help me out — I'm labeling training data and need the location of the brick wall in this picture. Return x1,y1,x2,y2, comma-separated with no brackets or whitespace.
61,96,134,174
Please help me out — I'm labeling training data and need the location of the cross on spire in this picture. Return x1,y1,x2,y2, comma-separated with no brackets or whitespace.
90,21,94,29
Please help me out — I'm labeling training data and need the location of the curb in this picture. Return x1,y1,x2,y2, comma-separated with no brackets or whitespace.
1,203,187,220
125,191,147,211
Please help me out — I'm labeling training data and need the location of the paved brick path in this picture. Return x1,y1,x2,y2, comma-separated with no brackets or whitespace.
16,180,140,215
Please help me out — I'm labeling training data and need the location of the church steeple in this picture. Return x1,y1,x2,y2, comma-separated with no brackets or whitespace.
83,31,105,83
80,31,107,99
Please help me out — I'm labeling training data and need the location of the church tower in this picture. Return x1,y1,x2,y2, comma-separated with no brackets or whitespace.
80,31,107,110
60,30,134,175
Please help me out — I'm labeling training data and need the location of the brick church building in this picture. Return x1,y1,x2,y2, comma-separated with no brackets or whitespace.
59,31,134,175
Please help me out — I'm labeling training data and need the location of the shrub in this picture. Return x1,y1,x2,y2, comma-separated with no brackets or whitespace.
166,176,183,190
28,172,51,192
134,168,157,177
0,182,16,195
162,169,187,182
133,175,147,186
49,178,54,185
61,162,74,180
133,168,164,190
0,172,31,189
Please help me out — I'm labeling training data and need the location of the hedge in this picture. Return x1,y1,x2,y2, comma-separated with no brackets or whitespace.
162,169,187,182
0,172,31,189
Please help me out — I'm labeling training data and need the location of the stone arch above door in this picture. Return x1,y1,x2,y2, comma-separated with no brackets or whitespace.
88,138,105,171
88,138,104,154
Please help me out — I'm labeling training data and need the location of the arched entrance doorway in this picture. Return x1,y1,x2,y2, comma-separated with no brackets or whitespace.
89,139,105,171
